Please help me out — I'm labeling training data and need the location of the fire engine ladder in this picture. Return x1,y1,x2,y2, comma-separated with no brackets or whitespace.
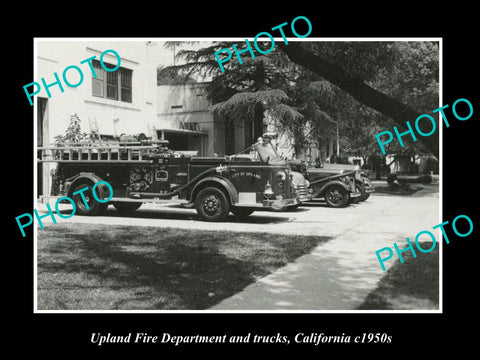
37,143,158,163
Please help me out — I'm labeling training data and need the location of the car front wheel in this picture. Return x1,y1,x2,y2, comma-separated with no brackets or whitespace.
324,185,350,208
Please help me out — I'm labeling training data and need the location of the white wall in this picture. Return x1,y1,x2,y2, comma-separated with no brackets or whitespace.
35,40,159,196
36,40,158,145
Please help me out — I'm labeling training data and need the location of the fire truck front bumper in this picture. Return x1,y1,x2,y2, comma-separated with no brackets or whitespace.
262,197,301,210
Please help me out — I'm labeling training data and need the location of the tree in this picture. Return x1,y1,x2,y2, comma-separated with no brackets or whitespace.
278,42,439,156
160,41,439,157
157,65,194,85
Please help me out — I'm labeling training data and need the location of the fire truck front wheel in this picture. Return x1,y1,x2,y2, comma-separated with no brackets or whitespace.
195,187,230,222
71,183,107,216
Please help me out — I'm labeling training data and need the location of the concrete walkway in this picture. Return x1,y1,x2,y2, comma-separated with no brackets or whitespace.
209,188,440,311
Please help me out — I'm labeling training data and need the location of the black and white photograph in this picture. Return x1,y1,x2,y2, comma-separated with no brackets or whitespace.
32,38,441,312
6,7,478,356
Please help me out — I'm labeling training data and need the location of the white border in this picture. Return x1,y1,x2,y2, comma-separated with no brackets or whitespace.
33,37,443,314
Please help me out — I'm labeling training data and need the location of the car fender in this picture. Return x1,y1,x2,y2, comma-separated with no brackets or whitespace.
310,179,350,198
190,176,238,205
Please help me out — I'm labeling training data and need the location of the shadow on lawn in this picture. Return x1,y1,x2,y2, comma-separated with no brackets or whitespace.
96,207,291,225
357,242,439,310
38,224,329,310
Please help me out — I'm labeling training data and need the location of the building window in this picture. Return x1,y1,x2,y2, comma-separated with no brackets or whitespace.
92,60,132,103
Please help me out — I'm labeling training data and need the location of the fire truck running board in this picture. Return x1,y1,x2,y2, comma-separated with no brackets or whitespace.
38,195,189,206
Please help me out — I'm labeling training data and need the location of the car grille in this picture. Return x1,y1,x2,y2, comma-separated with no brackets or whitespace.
296,183,310,201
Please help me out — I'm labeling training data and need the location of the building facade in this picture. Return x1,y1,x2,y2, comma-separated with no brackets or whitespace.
36,40,160,196
156,83,217,156
35,40,265,197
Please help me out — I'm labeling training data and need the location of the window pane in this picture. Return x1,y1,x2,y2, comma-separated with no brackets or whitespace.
92,60,105,80
106,71,118,100
120,68,132,102
107,71,118,85
107,84,118,100
92,60,105,97
120,68,132,86
92,79,104,97
121,86,132,103
103,62,119,71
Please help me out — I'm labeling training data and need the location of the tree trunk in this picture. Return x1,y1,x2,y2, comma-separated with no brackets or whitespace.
278,43,439,157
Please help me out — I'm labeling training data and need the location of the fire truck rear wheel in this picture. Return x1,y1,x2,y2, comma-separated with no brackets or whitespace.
195,187,230,222
71,183,106,216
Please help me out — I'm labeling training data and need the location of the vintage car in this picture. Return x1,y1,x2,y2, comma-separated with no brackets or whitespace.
319,163,375,203
287,157,375,208
252,133,368,208
251,133,366,208
39,136,310,221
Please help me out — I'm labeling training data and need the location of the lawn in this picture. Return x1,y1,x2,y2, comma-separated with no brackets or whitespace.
37,223,329,310
357,242,439,310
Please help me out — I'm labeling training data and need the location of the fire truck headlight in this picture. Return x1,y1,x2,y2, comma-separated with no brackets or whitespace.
276,171,287,181
278,181,284,189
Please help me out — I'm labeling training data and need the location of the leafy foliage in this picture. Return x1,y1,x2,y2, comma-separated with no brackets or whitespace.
373,41,439,113
53,114,109,147
157,65,195,85
302,42,397,82
159,40,439,157
54,114,89,146
212,89,289,120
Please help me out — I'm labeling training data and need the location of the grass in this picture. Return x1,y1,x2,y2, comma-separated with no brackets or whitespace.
37,223,329,310
357,242,439,310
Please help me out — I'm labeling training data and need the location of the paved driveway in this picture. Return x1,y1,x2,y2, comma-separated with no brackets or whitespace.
36,184,440,311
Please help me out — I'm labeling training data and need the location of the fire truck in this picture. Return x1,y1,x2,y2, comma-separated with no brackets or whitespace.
38,135,310,222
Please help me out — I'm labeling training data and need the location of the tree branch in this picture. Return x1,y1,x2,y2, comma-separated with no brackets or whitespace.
278,43,438,156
